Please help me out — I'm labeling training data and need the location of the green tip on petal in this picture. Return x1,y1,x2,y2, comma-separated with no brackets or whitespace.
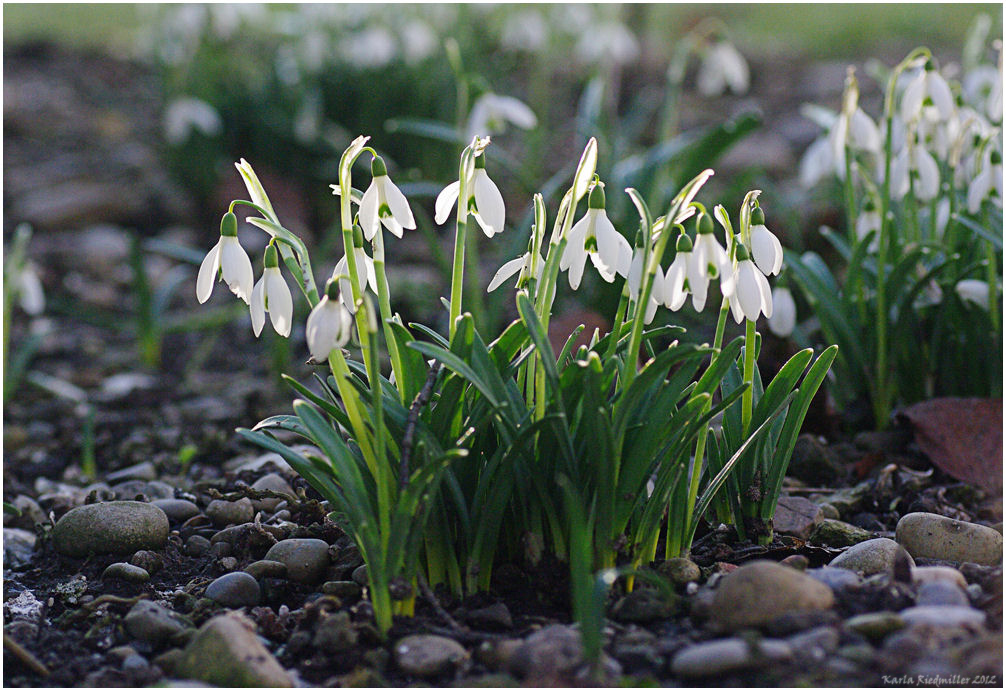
751,206,766,226
924,59,935,72
353,224,365,247
863,197,877,212
220,211,238,237
697,213,714,235
588,184,606,210
675,233,694,252
371,155,388,178
734,242,751,261
474,154,486,170
325,278,340,301
264,243,279,268
991,150,1002,165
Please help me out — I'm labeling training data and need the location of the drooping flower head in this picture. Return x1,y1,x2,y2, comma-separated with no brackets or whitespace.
560,183,632,290
696,40,749,97
334,224,378,313
901,60,956,124
967,148,1003,213
627,244,664,325
767,286,797,337
728,242,773,324
197,211,254,304
748,206,783,277
435,154,507,237
358,155,416,241
466,93,538,140
250,242,294,337
306,278,353,363
663,232,705,312
692,211,733,307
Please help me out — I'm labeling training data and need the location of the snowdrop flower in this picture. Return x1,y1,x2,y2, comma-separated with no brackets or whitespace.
697,41,750,97
250,244,293,337
662,234,701,311
197,212,254,304
891,139,941,201
332,240,377,312
799,136,835,188
466,93,537,141
967,149,1003,213
435,155,506,236
560,185,632,290
358,156,416,241
340,26,398,69
728,243,773,323
487,249,544,292
575,21,640,66
500,9,548,53
748,207,783,276
13,261,44,316
767,286,796,338
901,61,955,123
694,212,733,288
400,20,437,64
163,97,222,145
627,247,664,324
306,279,354,363
955,279,992,310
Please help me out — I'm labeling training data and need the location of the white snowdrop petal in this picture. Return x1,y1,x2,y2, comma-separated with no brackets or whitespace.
928,72,955,120
435,181,461,225
955,279,990,309
755,267,773,319
768,287,796,337
968,168,991,213
18,267,44,315
250,276,266,337
220,236,253,303
488,256,525,292
916,148,941,201
568,245,587,290
265,269,293,337
729,294,745,323
196,242,221,304
359,182,381,240
382,177,416,230
474,171,506,236
901,74,926,121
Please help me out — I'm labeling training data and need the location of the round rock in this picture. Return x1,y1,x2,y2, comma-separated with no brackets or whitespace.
828,537,913,575
250,474,295,512
916,581,970,607
710,560,835,631
394,634,469,678
659,557,702,585
151,499,200,523
896,512,1003,566
671,638,792,678
102,562,150,583
899,605,986,630
52,501,169,557
263,538,330,584
244,560,288,581
205,498,255,527
124,601,193,645
206,572,260,608
912,566,967,589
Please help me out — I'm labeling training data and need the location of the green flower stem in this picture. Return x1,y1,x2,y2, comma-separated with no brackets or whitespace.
741,318,757,435
985,205,1002,397
844,146,858,245
372,229,406,403
337,159,377,385
875,48,930,429
327,349,378,479
449,157,472,341
603,287,630,362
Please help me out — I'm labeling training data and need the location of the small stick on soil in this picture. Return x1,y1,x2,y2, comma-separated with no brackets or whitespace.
4,633,49,677
399,362,442,492
416,572,466,635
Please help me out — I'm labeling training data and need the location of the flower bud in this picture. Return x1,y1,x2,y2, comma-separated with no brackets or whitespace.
371,155,388,177
474,154,487,170
734,242,751,261
264,243,279,269
325,278,340,301
675,233,694,253
697,212,715,235
751,206,766,226
220,211,238,237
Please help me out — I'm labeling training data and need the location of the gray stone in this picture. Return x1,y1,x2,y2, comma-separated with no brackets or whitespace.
844,612,906,641
151,499,200,523
786,626,840,663
106,461,157,483
205,498,254,527
184,535,211,557
122,654,149,671
610,588,676,623
896,512,1003,566
508,625,582,679
250,474,295,512
352,564,369,586
912,566,968,589
466,603,513,630
900,605,986,630
244,560,288,580
829,537,913,576
210,522,287,548
173,612,293,686
313,612,357,654
111,480,173,500
658,557,702,585
788,434,842,484
321,580,362,599
205,572,260,608
916,581,970,607
218,556,238,572
671,637,793,678
710,560,835,631
6,495,45,529
102,562,150,583
4,527,36,567
264,539,330,584
773,495,824,540
394,634,468,678
124,601,193,645
52,501,169,557
130,550,163,575
809,519,873,547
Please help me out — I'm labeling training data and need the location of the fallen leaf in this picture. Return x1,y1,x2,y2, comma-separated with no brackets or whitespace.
898,398,1003,494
